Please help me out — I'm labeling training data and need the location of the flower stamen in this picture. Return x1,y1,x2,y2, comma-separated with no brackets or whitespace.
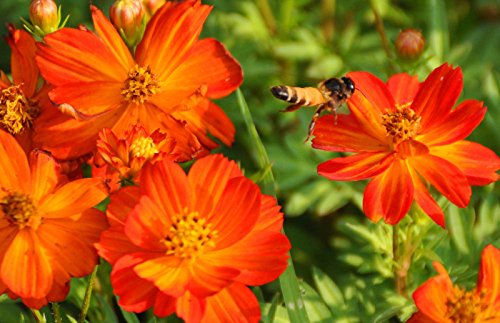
381,103,421,144
121,65,160,104
164,209,218,259
0,85,40,135
129,136,158,159
0,191,41,229
446,286,489,322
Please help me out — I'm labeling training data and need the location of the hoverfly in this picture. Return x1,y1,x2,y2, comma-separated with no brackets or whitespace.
271,77,355,141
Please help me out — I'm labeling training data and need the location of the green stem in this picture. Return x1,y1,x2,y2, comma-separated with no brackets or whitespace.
236,89,309,322
256,0,277,35
369,0,396,73
51,302,62,323
78,265,99,323
30,309,45,323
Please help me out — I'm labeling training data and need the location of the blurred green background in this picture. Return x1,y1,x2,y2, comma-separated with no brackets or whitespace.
1,0,499,322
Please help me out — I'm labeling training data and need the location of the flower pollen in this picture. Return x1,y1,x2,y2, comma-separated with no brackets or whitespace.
129,136,158,159
381,103,421,144
121,65,160,104
164,209,218,259
1,191,41,229
446,286,489,322
0,85,40,135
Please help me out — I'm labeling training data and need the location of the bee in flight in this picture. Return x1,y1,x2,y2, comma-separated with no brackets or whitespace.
270,77,355,141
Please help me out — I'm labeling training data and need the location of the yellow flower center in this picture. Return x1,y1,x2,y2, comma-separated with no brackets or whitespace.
164,209,218,259
381,103,421,144
0,85,40,135
0,191,41,229
446,286,489,322
129,136,158,159
121,65,160,104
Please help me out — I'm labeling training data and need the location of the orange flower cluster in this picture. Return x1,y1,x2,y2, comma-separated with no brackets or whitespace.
0,1,291,320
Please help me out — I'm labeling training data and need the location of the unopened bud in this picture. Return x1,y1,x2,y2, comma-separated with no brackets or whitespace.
395,29,425,59
29,0,59,35
110,0,145,47
143,0,166,18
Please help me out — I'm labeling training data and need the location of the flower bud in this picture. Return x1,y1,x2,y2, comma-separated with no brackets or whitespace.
143,0,166,18
395,29,425,59
29,0,59,35
110,0,145,47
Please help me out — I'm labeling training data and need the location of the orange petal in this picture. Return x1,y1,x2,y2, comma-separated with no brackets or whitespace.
187,256,240,297
175,292,206,323
96,226,142,265
166,38,243,99
430,141,500,186
412,64,463,129
409,154,471,208
91,5,135,69
33,104,126,160
19,279,70,309
312,114,389,152
0,130,31,193
203,283,261,323
418,99,486,146
29,150,60,201
477,244,500,305
37,27,128,84
38,209,107,277
39,178,107,218
151,291,177,318
1,230,52,298
211,177,261,250
134,255,190,297
174,99,235,147
125,195,170,251
386,73,420,106
209,231,290,285
6,27,38,97
318,152,393,181
188,154,243,218
363,158,414,225
48,81,124,116
407,311,441,323
140,159,192,220
412,262,452,322
254,195,283,232
136,1,211,80
408,167,445,228
111,254,159,313
106,186,141,226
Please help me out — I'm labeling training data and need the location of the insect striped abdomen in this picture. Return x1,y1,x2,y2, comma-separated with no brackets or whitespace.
270,86,325,106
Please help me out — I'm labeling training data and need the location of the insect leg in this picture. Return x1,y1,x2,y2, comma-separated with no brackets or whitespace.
305,104,326,142
280,104,302,112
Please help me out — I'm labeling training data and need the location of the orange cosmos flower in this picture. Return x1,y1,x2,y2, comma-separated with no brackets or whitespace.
409,244,500,322
95,154,290,321
94,123,199,190
0,26,52,154
35,1,242,161
312,63,500,227
0,129,108,308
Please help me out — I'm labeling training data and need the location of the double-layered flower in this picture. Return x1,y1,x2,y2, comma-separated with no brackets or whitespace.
0,130,108,308
96,154,290,322
36,0,242,161
312,64,500,227
409,244,500,322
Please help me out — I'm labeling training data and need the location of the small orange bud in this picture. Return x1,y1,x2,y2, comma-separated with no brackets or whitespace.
395,29,425,59
29,0,59,35
110,0,145,47
142,0,166,18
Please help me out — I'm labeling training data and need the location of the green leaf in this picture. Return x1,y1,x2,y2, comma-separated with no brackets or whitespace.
312,267,346,312
301,281,333,321
264,294,281,323
119,307,140,323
